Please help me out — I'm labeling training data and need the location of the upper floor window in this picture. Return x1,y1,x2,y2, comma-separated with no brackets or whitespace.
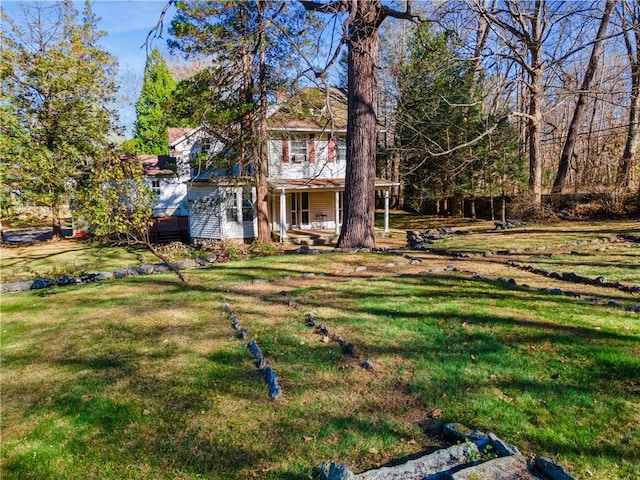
337,138,346,162
290,138,307,163
282,135,315,163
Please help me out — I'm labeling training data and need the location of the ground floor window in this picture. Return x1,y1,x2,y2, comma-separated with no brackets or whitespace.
290,192,309,227
242,187,254,221
225,191,238,222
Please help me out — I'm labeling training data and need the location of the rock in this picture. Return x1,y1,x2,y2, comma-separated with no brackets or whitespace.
31,278,53,289
356,443,479,480
487,432,521,456
355,266,368,272
114,268,129,278
173,259,198,269
443,423,488,444
361,359,375,371
204,254,218,263
261,366,282,400
54,275,72,286
126,266,139,276
535,457,578,480
450,455,536,480
343,343,358,357
1,281,34,293
301,273,316,279
95,272,115,281
306,313,317,327
137,264,155,275
154,263,170,272
247,340,265,369
319,462,356,480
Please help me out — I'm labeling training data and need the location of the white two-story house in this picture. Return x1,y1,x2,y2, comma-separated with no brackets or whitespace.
150,88,393,243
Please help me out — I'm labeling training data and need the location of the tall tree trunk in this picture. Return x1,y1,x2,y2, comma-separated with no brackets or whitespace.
528,1,545,208
617,0,640,188
553,0,614,193
618,64,640,186
52,200,63,240
337,2,380,249
255,0,270,243
529,66,544,208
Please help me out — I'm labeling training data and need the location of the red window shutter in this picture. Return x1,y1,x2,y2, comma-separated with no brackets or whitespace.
328,137,336,163
282,137,289,163
308,134,315,163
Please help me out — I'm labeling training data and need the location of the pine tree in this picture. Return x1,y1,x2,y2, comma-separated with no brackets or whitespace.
1,0,118,239
133,48,176,155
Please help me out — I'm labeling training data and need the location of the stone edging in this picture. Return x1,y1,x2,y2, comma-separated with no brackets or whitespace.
505,259,640,294
0,257,218,294
222,303,282,400
319,422,577,480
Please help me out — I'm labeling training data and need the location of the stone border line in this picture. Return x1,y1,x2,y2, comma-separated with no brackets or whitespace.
222,303,282,400
407,229,634,258
505,259,640,294
305,312,375,371
439,264,640,313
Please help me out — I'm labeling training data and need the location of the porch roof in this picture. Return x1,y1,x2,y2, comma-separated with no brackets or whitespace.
267,178,396,192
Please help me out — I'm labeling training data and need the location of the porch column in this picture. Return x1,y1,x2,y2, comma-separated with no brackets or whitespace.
279,188,287,241
384,190,390,235
334,191,340,235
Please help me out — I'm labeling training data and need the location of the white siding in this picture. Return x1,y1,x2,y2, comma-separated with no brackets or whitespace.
188,188,222,240
149,177,188,216
188,185,257,240
267,136,346,180
309,191,334,228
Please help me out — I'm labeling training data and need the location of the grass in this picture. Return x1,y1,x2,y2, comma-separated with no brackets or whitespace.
1,217,639,480
0,239,158,282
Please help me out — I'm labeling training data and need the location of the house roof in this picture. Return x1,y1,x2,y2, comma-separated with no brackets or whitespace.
268,87,348,131
168,127,196,146
120,154,177,176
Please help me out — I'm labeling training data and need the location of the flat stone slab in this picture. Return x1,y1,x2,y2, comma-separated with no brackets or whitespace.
449,455,539,480
355,443,479,480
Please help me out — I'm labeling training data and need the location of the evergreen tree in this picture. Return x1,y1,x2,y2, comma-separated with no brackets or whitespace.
1,0,118,239
397,25,480,212
133,48,176,155
396,23,523,217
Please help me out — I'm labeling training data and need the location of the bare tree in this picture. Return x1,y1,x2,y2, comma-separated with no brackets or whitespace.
553,0,615,193
617,0,640,189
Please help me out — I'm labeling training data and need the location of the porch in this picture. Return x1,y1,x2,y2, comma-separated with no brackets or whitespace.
268,177,396,244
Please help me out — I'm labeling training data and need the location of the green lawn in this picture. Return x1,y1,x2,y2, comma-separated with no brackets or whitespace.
1,239,158,282
2,235,639,480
